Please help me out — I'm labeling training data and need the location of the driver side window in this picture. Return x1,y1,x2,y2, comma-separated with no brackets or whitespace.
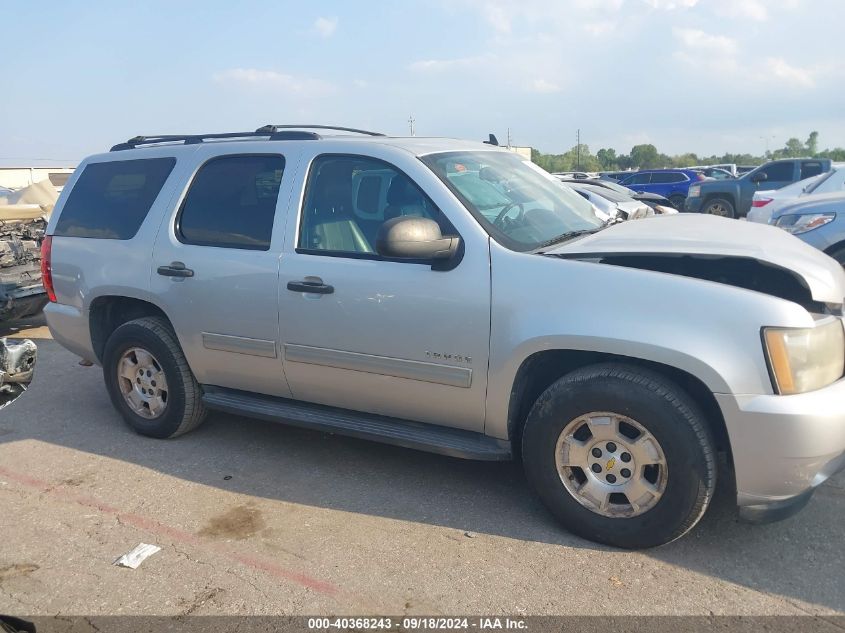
298,155,449,255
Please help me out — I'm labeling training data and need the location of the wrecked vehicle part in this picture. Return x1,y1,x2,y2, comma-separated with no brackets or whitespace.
0,338,37,383
0,338,36,409
551,252,833,314
0,215,47,322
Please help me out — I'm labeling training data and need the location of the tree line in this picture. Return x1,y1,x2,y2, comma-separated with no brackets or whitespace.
530,131,845,173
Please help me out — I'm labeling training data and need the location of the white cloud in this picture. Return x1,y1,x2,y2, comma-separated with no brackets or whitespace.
583,21,617,36
212,68,335,97
644,0,699,8
672,27,737,54
313,16,338,38
713,0,768,20
528,78,561,93
408,54,493,72
765,57,815,87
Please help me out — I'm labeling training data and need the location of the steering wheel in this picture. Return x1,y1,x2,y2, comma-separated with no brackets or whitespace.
493,202,524,227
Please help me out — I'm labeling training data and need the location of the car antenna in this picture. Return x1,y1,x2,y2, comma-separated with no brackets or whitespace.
484,134,499,146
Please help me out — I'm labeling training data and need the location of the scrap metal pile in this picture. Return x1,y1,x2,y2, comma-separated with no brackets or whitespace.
0,180,57,322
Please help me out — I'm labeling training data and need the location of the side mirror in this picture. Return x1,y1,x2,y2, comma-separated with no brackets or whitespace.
376,216,460,261
751,171,768,183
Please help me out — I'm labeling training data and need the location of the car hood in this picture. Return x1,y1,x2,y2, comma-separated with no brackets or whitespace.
546,213,845,305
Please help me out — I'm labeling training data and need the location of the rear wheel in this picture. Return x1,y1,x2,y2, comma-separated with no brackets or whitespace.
702,197,735,218
669,195,686,211
103,316,207,438
521,363,716,549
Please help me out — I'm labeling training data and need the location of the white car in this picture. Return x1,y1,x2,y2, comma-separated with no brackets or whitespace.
748,164,845,224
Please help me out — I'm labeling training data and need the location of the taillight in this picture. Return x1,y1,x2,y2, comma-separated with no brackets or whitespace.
40,236,56,302
696,173,705,181
752,198,772,207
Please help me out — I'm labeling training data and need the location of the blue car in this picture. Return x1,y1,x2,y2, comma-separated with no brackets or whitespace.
618,169,704,210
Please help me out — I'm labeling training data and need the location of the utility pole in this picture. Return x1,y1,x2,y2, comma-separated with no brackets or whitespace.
507,127,512,148
408,115,416,137
576,129,581,171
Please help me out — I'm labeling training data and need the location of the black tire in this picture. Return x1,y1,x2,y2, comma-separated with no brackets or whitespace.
103,316,207,438
521,363,716,549
702,197,735,218
669,195,686,211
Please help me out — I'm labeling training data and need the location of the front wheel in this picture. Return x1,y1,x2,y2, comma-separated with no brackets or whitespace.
702,197,735,218
521,363,716,549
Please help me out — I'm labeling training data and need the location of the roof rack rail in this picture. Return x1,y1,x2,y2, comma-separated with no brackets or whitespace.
110,131,276,152
256,124,385,137
110,124,385,151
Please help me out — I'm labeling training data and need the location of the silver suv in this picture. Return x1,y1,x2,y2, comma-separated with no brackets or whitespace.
42,125,845,548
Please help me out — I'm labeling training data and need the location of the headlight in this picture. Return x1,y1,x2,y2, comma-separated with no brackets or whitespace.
763,318,845,394
688,185,701,197
774,212,835,234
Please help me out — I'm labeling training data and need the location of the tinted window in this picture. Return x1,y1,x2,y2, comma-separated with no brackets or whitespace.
758,162,794,182
801,162,823,179
650,172,686,183
177,154,284,250
299,155,449,255
55,158,175,239
623,173,651,185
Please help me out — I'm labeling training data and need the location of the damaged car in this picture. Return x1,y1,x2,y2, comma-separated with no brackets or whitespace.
42,126,845,549
0,338,36,409
0,181,57,323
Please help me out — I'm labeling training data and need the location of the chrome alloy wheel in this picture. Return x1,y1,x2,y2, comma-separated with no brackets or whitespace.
555,412,668,518
116,347,169,419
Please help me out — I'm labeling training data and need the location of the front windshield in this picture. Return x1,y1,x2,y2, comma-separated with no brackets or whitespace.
421,151,602,251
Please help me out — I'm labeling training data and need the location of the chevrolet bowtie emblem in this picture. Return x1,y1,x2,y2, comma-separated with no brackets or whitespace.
606,457,616,470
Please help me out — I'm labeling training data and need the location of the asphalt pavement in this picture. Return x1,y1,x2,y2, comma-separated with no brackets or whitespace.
0,319,843,616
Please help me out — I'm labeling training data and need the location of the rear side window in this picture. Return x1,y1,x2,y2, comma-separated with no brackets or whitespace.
177,154,285,250
759,162,794,182
801,162,823,179
650,172,686,183
54,158,175,239
623,173,651,185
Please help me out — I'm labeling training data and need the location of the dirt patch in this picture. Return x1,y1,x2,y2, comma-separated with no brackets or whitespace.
198,505,264,540
0,563,39,582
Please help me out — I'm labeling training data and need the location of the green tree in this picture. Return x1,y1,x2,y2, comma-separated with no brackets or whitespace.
629,144,660,169
597,148,617,169
806,131,819,156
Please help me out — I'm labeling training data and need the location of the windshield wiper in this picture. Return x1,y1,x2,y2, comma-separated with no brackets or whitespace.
533,217,621,252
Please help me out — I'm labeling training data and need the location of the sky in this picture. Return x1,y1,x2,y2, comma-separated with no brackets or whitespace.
2,0,843,165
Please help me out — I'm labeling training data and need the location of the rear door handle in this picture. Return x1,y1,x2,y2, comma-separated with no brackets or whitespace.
287,280,334,294
157,261,194,278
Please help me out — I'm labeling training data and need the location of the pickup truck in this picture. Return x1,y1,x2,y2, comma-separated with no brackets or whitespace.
41,126,845,549
685,158,832,218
